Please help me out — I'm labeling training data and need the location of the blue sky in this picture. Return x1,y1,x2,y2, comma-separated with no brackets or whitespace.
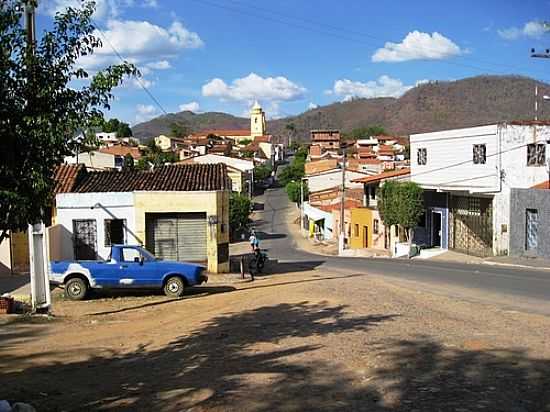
37,0,550,124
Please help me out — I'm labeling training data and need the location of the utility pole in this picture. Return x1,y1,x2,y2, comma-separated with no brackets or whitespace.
25,1,36,49
300,178,304,234
338,145,347,255
536,85,539,121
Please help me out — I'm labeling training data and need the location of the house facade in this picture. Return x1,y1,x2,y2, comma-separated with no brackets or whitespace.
411,122,550,257
53,164,231,273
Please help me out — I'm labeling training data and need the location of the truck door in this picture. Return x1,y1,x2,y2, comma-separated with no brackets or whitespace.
118,247,154,288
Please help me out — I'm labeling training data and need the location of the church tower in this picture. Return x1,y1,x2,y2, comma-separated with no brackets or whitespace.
250,101,266,138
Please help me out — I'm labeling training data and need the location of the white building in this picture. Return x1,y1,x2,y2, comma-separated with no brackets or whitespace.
65,151,123,171
410,121,550,256
96,132,119,146
306,168,370,193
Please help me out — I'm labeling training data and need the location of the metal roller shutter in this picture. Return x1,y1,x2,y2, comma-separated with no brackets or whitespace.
146,213,207,262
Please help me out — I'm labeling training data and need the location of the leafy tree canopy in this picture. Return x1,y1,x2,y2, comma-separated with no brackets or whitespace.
377,181,424,241
229,192,252,235
253,164,272,182
286,180,308,205
102,117,132,137
342,125,387,139
0,0,136,242
171,120,190,138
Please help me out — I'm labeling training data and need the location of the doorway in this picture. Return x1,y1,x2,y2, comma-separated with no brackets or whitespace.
363,226,369,248
431,211,442,247
525,209,539,251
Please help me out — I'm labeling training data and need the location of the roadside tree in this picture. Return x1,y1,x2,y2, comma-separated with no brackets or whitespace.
377,181,424,250
0,1,136,243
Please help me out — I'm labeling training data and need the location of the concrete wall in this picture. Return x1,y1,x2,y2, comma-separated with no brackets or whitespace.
56,192,137,260
65,151,118,171
509,188,550,258
134,190,229,273
0,237,12,275
307,170,367,192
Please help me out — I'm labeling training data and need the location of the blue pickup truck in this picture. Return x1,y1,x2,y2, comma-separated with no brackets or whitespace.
50,245,208,300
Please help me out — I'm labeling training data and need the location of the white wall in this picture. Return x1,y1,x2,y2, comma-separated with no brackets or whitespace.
410,124,500,191
0,237,11,275
412,123,550,256
190,154,254,172
65,151,117,171
493,124,550,254
56,192,138,260
307,169,368,192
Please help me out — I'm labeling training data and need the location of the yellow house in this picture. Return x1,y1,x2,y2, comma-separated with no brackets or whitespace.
54,163,231,273
349,208,386,250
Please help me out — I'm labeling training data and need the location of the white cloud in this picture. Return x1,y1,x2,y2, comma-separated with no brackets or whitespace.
415,79,430,86
40,0,124,21
202,73,306,102
146,60,172,70
308,102,319,110
498,21,547,40
372,31,463,62
328,75,413,100
78,19,203,71
179,101,200,112
142,0,158,7
135,104,159,123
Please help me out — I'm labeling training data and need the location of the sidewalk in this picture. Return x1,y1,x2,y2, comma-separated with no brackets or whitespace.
430,250,550,271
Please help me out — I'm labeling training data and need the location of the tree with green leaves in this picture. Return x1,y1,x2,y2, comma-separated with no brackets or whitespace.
286,180,308,205
0,1,136,243
123,153,135,170
171,120,190,138
102,117,132,137
229,192,252,239
343,125,387,139
239,138,252,146
136,141,177,169
253,164,272,182
377,181,424,250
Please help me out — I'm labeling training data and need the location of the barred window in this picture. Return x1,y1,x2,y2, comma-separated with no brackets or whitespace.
373,219,379,234
473,144,486,164
527,144,546,167
417,148,427,165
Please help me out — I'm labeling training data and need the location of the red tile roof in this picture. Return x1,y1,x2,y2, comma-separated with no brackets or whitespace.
193,129,251,137
253,135,272,143
98,145,142,159
317,200,362,212
53,164,86,195
352,168,410,184
71,164,230,193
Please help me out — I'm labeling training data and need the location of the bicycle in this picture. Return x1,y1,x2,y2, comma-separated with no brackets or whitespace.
248,248,268,280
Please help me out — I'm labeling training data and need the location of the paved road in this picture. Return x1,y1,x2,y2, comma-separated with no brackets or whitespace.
253,182,550,316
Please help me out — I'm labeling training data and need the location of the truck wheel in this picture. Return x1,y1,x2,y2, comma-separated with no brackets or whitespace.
65,277,88,301
164,276,185,298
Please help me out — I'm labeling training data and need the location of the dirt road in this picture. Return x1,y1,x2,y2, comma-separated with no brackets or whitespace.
2,266,550,411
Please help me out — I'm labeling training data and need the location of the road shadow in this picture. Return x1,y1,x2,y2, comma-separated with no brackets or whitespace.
254,231,287,240
0,273,29,295
3,300,550,411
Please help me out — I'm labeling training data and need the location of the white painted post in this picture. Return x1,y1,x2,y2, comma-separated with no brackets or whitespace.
28,222,51,312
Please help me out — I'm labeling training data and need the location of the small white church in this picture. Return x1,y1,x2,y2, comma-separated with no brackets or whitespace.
190,101,268,144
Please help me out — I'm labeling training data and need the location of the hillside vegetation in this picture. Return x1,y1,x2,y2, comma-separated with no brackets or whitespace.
132,75,548,141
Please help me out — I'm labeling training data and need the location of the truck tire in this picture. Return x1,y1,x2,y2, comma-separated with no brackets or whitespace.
164,276,185,298
65,277,88,301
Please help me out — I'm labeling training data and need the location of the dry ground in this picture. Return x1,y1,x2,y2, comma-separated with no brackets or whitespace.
2,267,550,411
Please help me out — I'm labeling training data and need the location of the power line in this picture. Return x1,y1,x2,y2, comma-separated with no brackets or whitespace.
191,0,550,78
90,18,170,117
408,138,543,181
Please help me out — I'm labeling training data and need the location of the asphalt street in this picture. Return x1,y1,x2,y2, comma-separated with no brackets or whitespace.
253,179,550,316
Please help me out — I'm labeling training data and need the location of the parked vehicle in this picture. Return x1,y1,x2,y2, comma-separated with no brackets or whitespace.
50,245,207,300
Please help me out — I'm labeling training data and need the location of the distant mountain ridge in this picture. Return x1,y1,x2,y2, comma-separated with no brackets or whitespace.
131,75,549,141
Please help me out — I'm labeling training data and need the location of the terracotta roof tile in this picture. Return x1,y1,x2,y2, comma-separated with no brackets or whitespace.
532,180,550,189
53,164,86,195
71,164,230,193
193,129,251,137
98,145,142,159
253,135,272,143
